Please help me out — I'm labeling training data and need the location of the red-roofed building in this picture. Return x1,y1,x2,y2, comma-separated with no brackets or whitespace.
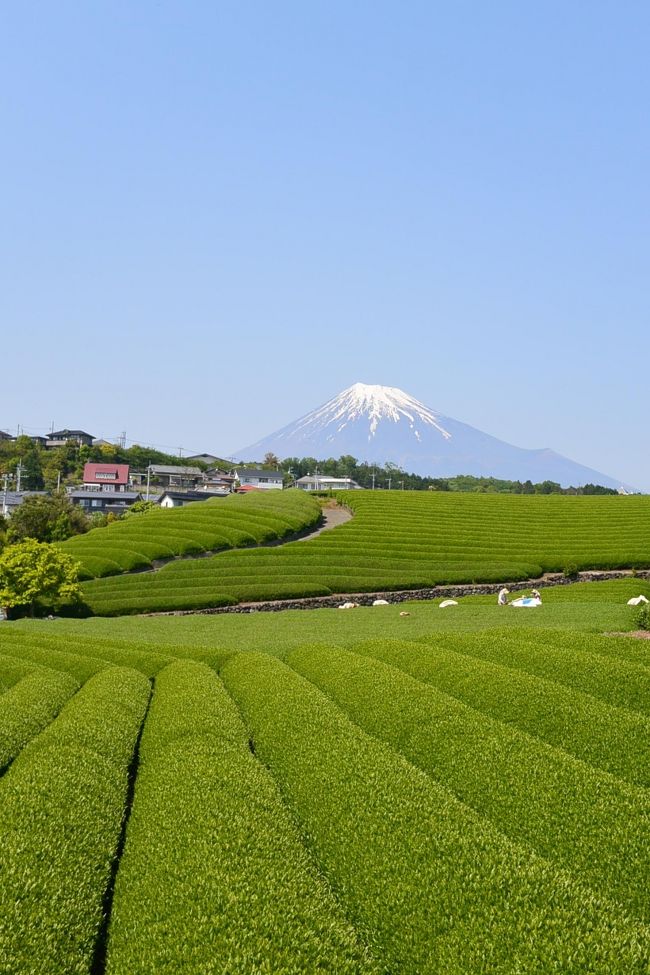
83,463,130,493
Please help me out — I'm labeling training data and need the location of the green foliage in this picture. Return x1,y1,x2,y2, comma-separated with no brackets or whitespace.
59,488,320,581
7,492,89,544
0,667,150,975
0,669,79,771
358,637,650,789
288,643,650,921
221,652,649,973
0,539,81,615
635,603,650,630
278,454,619,494
106,661,377,974
122,499,158,517
77,491,650,615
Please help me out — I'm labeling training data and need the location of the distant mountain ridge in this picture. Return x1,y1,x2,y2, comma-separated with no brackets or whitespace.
235,383,632,491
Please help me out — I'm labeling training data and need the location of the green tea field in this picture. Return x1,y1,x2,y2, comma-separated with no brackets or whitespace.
72,490,650,615
0,582,649,973
59,489,321,580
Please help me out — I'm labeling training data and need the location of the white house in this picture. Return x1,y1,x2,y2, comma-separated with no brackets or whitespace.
235,468,284,491
295,475,362,491
158,489,230,508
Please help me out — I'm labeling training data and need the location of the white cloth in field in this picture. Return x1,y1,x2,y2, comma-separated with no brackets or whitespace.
439,599,458,608
627,595,649,606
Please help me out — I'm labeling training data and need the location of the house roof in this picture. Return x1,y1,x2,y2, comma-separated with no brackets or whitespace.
236,468,284,480
0,430,13,440
235,484,262,492
149,465,203,476
49,429,95,439
159,490,229,502
83,463,130,484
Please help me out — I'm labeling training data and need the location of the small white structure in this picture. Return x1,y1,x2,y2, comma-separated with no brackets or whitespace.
498,587,510,606
372,599,390,606
296,475,362,491
627,595,649,606
338,601,359,610
439,599,458,609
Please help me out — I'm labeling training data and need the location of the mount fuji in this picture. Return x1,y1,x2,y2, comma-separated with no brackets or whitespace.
235,383,630,490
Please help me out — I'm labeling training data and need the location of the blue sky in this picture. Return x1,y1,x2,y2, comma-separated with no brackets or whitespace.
1,1,648,488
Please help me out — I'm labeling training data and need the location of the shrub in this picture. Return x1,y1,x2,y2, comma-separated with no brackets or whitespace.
635,603,650,630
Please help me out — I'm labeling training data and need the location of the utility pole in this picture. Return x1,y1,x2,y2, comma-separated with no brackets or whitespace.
388,477,392,491
2,474,9,516
146,465,151,501
371,470,376,490
400,480,404,491
16,461,23,493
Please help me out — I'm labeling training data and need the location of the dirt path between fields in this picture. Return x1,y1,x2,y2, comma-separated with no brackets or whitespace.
295,503,352,540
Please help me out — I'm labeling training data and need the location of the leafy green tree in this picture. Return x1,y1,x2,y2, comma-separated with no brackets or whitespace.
7,493,89,544
0,539,81,617
123,499,158,517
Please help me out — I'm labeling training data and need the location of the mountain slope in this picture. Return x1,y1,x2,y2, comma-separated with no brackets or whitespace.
236,383,631,490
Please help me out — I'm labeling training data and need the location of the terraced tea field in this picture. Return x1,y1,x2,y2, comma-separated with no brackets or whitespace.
76,490,650,615
0,603,648,973
59,489,321,579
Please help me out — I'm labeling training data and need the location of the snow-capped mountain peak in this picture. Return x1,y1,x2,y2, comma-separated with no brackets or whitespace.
292,383,452,442
234,382,631,490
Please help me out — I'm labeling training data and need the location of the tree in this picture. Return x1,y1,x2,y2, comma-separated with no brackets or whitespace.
263,452,280,468
7,493,89,544
0,539,81,617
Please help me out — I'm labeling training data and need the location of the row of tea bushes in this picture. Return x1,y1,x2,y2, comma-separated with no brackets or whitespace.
287,644,650,922
422,628,650,715
0,668,79,772
105,660,378,974
0,667,150,975
357,639,650,789
60,489,321,579
221,652,649,974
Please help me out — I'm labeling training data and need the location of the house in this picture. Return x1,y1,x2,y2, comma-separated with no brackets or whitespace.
0,430,14,442
145,465,204,490
235,468,284,491
295,475,363,491
158,489,230,508
0,491,47,517
82,463,130,492
46,429,95,449
204,469,237,492
68,489,142,514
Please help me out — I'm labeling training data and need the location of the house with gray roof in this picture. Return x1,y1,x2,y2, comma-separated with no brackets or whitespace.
235,468,284,491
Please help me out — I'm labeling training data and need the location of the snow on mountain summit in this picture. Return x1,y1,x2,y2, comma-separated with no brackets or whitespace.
292,383,452,442
235,382,630,489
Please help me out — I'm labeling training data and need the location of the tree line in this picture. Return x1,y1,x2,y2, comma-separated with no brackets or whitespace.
264,454,618,495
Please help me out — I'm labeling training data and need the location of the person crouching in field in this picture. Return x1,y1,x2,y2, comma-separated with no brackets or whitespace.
498,587,510,606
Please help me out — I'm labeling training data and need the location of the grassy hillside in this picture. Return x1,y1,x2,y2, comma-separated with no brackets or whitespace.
1,591,649,973
58,488,321,579
76,491,650,615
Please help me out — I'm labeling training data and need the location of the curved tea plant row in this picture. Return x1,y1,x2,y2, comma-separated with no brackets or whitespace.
287,644,650,922
59,489,321,580
221,652,650,974
77,491,650,615
106,660,378,974
0,667,150,975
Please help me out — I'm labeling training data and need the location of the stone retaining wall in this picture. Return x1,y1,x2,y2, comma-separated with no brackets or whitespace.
148,569,650,617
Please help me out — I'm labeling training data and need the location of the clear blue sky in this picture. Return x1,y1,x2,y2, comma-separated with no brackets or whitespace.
1,1,648,488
